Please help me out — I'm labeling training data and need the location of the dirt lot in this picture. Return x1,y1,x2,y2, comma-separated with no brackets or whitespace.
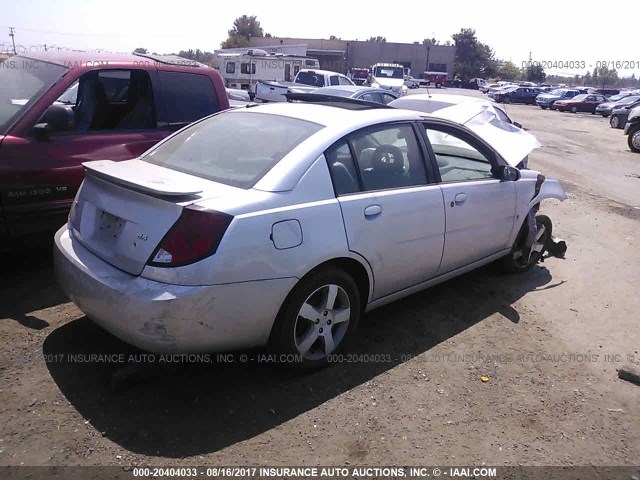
1,89,639,469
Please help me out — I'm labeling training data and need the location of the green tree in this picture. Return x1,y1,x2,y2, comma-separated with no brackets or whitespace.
423,38,440,45
329,35,341,40
221,15,265,48
526,63,546,83
178,49,214,64
595,66,618,87
497,60,520,80
133,47,147,54
366,36,386,42
583,72,592,85
451,28,497,79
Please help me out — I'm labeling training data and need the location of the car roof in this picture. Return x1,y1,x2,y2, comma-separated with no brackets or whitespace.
230,102,423,128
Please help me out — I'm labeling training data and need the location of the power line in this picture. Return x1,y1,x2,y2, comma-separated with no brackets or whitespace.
0,25,184,38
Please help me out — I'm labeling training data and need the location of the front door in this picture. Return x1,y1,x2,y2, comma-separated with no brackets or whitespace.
326,123,445,300
421,123,517,273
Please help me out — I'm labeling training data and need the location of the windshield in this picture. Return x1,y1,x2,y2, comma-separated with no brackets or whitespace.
143,111,323,189
615,95,640,105
572,94,588,101
373,66,404,79
0,56,69,133
352,70,368,78
549,89,565,95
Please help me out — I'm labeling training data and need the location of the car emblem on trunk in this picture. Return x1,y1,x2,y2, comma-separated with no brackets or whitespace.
137,233,148,241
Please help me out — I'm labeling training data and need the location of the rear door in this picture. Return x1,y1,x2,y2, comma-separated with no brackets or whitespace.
420,122,517,273
328,122,445,300
0,68,169,237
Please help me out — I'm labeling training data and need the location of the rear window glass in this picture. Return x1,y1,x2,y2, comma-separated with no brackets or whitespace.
142,111,323,189
158,71,220,124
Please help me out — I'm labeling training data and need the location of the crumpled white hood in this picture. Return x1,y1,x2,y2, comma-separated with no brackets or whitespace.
432,102,542,167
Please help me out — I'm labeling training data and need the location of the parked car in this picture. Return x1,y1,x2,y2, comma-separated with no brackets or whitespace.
493,86,540,105
554,94,608,113
54,101,566,368
487,84,517,99
595,95,640,117
480,83,500,94
0,51,229,246
404,76,420,89
308,86,399,104
535,89,581,109
624,105,640,153
609,99,640,129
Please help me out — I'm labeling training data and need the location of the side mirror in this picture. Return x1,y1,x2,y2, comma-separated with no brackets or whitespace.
494,165,521,181
513,121,523,129
33,104,74,139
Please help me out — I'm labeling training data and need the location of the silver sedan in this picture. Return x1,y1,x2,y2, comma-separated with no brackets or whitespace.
54,101,566,369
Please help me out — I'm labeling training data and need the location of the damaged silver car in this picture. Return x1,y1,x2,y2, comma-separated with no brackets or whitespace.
54,100,567,369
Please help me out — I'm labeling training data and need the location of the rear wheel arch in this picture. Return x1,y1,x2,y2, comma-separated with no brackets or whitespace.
268,256,372,339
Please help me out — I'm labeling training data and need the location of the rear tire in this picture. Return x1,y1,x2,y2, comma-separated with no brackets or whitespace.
571,106,578,113
610,115,621,129
499,214,553,274
540,106,547,110
268,267,361,370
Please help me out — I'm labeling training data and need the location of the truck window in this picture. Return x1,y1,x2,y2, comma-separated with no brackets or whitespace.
338,76,353,86
241,63,256,75
329,76,340,86
158,71,220,125
44,69,157,132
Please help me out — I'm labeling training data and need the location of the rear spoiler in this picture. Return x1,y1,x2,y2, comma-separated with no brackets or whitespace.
83,160,203,196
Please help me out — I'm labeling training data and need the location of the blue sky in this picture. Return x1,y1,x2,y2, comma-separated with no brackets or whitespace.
1,0,637,77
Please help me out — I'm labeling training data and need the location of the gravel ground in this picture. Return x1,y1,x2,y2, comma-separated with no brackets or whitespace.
1,89,639,469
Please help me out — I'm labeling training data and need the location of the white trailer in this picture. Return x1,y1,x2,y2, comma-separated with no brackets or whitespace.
212,49,320,95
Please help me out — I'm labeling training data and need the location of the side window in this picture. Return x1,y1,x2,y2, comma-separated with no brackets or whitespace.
351,124,427,191
360,92,382,103
55,81,78,105
381,93,397,105
226,62,236,74
240,63,256,75
51,69,156,132
329,76,340,86
325,141,360,196
158,71,220,124
424,126,494,183
338,75,352,85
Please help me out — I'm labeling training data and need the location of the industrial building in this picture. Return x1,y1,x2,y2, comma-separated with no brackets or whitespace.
245,37,456,78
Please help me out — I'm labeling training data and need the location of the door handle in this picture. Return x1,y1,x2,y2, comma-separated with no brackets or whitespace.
454,193,467,205
364,205,382,217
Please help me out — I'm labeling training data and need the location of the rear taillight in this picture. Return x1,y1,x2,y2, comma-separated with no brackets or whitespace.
147,207,233,268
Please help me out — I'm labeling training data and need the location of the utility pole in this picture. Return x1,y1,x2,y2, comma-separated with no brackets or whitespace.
9,27,16,55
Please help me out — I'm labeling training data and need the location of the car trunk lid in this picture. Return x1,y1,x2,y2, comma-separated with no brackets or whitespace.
70,159,237,275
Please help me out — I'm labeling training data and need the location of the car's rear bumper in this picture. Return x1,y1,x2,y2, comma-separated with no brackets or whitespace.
54,225,297,353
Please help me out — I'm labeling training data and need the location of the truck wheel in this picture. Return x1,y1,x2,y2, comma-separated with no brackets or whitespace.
628,126,640,153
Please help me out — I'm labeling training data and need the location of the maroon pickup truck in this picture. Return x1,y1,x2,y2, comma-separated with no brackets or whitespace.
0,51,229,245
